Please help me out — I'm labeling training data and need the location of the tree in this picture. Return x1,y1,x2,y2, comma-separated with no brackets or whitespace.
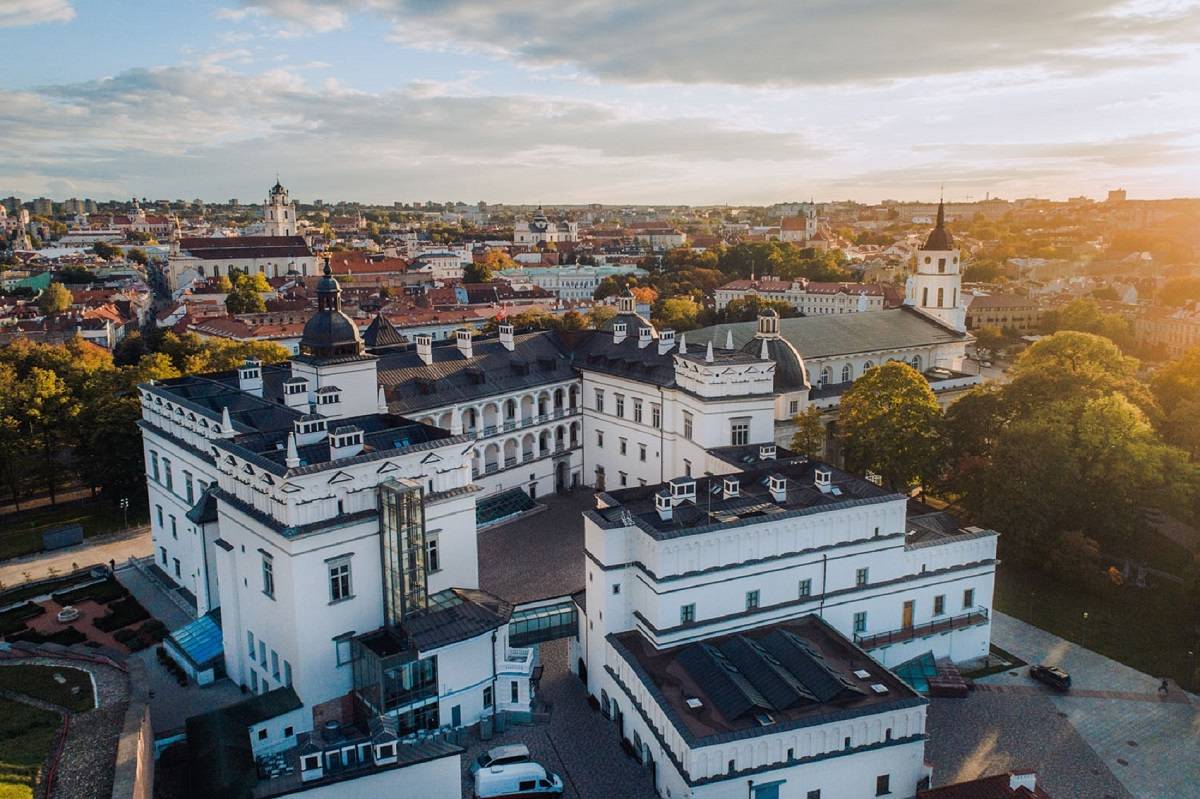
1040,298,1132,350
126,248,149,266
587,305,617,329
838,361,942,492
1157,276,1200,307
653,297,701,331
212,274,233,292
723,296,795,323
789,406,825,458
973,325,1007,359
38,282,71,315
92,241,119,259
21,367,78,504
225,276,267,314
1151,347,1200,457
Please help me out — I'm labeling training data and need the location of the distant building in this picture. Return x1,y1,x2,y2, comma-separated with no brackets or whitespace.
1107,188,1127,203
904,200,967,332
513,207,578,245
918,770,1050,798
263,180,297,237
634,228,687,250
716,277,886,314
1132,303,1200,358
779,204,818,244
964,293,1041,333
498,264,648,301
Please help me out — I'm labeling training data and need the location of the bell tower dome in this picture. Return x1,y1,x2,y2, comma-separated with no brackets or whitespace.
906,199,965,332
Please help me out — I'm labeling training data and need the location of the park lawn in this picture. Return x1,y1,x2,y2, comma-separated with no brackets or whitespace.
995,557,1199,691
0,498,148,561
0,664,95,712
0,697,61,799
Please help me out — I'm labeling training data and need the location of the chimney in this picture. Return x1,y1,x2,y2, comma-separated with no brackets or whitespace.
283,377,309,409
294,415,327,447
1009,772,1037,793
655,490,673,522
238,358,263,397
329,425,365,460
612,321,627,344
722,476,740,499
658,329,676,355
815,466,832,493
759,443,776,461
638,326,653,349
768,473,788,503
415,334,433,365
455,329,473,359
498,323,515,351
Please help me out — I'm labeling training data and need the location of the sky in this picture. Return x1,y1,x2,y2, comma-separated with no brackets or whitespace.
1,0,1199,205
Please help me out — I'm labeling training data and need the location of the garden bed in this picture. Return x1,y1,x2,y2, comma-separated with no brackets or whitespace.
0,697,61,799
51,577,127,607
0,602,45,638
0,664,95,712
93,596,150,633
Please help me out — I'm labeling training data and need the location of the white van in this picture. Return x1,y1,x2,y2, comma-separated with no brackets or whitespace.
474,761,564,798
469,744,531,775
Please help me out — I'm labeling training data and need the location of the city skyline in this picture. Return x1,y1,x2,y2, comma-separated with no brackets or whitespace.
2,0,1199,204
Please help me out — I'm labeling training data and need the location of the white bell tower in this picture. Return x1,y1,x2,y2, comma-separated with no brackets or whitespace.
263,178,296,237
906,199,965,332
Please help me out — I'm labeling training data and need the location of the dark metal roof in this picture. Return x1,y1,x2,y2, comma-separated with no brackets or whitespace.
186,485,219,525
921,200,955,251
362,312,407,351
739,336,809,392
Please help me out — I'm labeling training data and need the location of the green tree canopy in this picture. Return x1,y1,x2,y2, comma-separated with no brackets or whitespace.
788,406,825,459
1040,297,1133,350
723,296,796,323
652,297,702,331
225,276,267,314
38,282,71,315
837,361,942,492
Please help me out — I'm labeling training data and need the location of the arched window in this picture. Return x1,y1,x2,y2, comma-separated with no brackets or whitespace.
862,361,875,373
841,364,852,383
937,288,944,307
819,366,831,387
911,355,922,371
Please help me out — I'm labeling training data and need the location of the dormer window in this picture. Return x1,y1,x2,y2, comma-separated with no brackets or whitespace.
612,322,627,336
669,478,696,499
285,379,307,396
723,476,740,497
815,467,832,489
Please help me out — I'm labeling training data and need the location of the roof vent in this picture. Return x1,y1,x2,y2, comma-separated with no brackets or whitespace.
637,326,653,348
853,669,872,680
755,713,775,727
767,473,787,503
455,328,473,359
669,477,696,505
759,444,776,461
415,334,433,366
870,684,889,694
655,489,673,522
658,329,676,355
612,321,627,344
815,467,832,493
722,476,740,499
685,697,703,710
498,322,515,352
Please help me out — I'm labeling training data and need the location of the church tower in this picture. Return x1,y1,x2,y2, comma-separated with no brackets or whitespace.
263,178,296,237
906,199,965,332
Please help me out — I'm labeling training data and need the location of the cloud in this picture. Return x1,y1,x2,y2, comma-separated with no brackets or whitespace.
0,0,74,28
233,0,1200,86
0,65,821,202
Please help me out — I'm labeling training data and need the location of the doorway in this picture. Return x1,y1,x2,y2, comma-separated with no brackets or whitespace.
595,466,605,492
902,600,915,629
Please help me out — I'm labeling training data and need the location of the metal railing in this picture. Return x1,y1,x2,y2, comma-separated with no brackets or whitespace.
854,608,989,650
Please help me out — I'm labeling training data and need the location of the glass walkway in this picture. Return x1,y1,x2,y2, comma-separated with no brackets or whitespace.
476,488,538,529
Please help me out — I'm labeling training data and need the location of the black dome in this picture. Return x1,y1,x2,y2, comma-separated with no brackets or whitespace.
921,199,955,251
299,264,364,359
741,335,809,392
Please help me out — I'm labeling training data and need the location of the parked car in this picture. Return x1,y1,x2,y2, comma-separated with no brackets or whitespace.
469,743,531,775
1029,664,1071,691
475,761,564,798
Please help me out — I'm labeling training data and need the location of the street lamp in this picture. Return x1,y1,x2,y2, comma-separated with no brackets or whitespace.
1081,611,1089,650
119,497,129,530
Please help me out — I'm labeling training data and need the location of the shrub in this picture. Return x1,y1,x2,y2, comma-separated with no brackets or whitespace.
52,578,127,606
0,601,44,636
94,596,150,633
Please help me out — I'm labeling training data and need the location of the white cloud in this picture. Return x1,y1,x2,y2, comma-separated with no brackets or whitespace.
235,0,1200,86
0,0,74,28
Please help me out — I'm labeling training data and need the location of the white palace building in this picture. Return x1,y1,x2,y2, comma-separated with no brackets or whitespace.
137,206,995,797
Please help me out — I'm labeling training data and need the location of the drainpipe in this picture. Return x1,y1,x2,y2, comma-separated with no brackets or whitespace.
818,554,828,619
657,386,665,483
490,631,499,718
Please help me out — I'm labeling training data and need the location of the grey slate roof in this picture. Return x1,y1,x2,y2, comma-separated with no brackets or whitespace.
362,312,407,351
376,332,571,414
692,306,967,361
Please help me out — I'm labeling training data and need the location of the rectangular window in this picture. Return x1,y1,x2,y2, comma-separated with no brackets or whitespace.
284,660,292,686
730,417,750,446
807,792,821,799
933,595,945,616
259,640,266,665
798,579,812,598
271,650,280,679
853,611,867,634
594,389,604,412
680,603,696,624
855,567,869,587
250,670,258,693
963,588,975,609
162,458,172,491
876,775,890,796
619,438,627,455
510,680,519,704
156,505,163,528
683,459,692,477
329,559,352,602
745,590,760,610
184,472,194,504
633,398,643,424
262,554,275,598
651,404,661,428
170,515,177,539
619,471,627,486
247,630,255,660
150,451,159,481
426,537,440,573
334,634,353,666
173,558,180,578
596,430,604,448
483,686,493,708
614,394,625,417
682,411,693,440
639,443,647,462
789,400,799,415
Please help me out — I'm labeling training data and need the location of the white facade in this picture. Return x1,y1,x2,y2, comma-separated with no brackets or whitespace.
715,279,886,315
905,200,966,333
513,208,578,245
264,180,298,237
498,264,648,301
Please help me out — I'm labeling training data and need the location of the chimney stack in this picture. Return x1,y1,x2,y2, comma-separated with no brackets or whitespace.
658,329,676,355
238,358,263,397
455,329,473,359
1009,772,1037,793
612,321,627,345
498,323,515,351
722,476,740,499
759,443,776,461
638,326,653,349
815,466,832,493
415,334,433,366
655,490,673,522
768,473,788,503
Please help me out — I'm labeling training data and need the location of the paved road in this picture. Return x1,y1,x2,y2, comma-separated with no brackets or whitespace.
0,525,152,586
928,612,1200,799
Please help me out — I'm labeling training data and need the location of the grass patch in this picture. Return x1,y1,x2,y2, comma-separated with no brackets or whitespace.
0,664,94,712
0,497,148,561
0,696,62,799
996,557,1199,691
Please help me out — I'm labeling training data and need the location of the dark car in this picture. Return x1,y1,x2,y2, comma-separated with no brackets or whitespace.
1029,664,1071,692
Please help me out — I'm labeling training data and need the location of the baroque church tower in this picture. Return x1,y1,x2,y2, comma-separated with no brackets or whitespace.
906,199,965,332
263,178,297,237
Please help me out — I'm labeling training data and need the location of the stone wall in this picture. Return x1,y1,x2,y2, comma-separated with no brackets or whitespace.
111,657,153,799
